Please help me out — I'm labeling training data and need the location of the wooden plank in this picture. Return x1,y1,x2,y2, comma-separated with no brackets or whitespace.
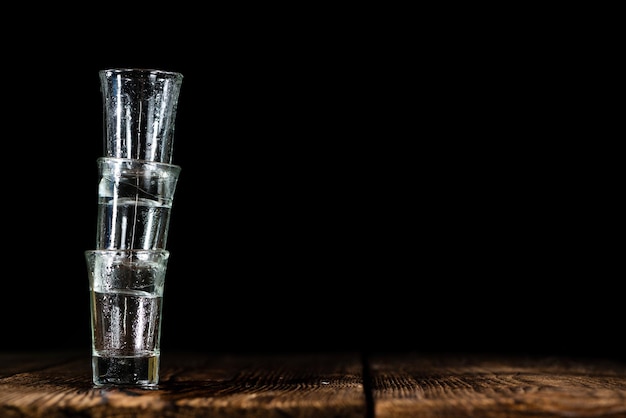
369,352,626,418
0,351,366,418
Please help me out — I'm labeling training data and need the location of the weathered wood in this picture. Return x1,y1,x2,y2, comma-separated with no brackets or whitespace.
0,351,366,418
5,351,626,417
369,352,626,418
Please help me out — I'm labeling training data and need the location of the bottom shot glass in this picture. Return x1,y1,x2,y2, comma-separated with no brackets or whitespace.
85,249,170,388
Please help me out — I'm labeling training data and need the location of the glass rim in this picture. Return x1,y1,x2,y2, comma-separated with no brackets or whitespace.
85,249,170,257
96,157,181,171
99,68,183,79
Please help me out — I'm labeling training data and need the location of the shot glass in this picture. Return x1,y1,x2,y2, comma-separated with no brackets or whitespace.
85,249,170,387
100,68,183,164
95,157,181,250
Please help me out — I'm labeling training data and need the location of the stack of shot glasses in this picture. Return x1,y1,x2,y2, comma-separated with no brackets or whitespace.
85,68,183,388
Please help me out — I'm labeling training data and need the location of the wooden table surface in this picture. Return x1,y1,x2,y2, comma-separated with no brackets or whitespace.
1,351,626,417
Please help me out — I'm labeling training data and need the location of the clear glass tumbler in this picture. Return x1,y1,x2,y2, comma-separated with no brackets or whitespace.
99,68,183,164
85,249,170,388
95,157,181,250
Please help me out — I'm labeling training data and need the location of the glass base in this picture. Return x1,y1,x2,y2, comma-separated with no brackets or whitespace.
92,353,160,388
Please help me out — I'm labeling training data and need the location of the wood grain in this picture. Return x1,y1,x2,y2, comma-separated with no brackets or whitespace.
0,351,366,418
369,352,626,418
4,351,626,417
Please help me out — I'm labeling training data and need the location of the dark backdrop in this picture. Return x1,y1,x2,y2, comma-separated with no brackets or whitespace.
1,11,619,361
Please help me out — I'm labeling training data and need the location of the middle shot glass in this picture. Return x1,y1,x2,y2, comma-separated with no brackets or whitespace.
95,157,181,250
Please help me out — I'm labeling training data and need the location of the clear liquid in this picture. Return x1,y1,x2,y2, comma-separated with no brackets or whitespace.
91,290,163,353
96,197,172,250
92,352,160,387
91,290,163,387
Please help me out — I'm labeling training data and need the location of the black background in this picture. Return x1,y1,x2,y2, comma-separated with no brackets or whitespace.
1,8,620,361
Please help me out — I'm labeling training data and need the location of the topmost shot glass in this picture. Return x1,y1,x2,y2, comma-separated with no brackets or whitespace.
100,68,184,164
